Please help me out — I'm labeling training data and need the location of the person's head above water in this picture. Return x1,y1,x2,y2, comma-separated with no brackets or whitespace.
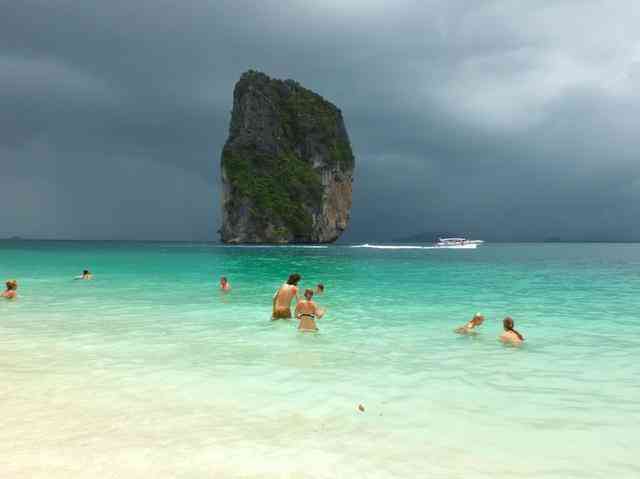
219,277,231,291
471,313,485,325
316,283,324,293
5,279,17,290
287,273,301,285
304,288,314,300
83,270,90,275
503,316,524,340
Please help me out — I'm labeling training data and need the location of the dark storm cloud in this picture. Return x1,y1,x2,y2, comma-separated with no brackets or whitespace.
1,0,639,240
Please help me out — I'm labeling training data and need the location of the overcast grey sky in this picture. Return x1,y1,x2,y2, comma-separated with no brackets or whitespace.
1,0,639,241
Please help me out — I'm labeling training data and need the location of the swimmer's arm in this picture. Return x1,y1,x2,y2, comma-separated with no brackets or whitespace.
314,304,325,319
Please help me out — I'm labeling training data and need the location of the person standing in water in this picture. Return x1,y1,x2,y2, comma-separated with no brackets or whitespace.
295,289,325,332
455,313,485,334
272,273,301,319
500,317,524,344
2,280,18,299
219,276,231,292
315,283,325,295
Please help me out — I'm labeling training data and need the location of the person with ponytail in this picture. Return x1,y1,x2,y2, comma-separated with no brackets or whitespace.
500,317,524,344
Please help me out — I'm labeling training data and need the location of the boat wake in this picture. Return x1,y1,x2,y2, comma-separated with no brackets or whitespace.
350,244,436,250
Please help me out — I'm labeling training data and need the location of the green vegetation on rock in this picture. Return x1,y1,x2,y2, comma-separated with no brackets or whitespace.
222,147,323,238
330,139,355,170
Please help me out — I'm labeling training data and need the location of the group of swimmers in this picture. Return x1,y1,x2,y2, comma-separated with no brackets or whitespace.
219,273,326,332
2,270,93,300
455,313,525,345
222,273,525,340
271,274,326,332
4,271,524,341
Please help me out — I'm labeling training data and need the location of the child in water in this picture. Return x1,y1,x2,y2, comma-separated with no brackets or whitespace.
455,313,485,334
500,317,524,344
295,289,325,332
2,280,18,299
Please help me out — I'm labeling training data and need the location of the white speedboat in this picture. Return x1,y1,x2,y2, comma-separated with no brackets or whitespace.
434,237,483,249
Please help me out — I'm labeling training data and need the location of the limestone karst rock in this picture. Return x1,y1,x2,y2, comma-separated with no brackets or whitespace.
220,71,355,243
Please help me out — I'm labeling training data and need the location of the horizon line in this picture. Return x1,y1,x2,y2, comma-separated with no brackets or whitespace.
3,238,640,244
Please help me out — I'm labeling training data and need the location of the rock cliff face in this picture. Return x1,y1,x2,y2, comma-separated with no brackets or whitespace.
220,71,355,243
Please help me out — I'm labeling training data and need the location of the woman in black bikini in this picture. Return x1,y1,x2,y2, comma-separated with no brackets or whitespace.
295,289,324,332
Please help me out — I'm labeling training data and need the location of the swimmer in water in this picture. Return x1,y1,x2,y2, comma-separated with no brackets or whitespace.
455,313,485,334
2,279,18,299
295,289,325,332
500,317,524,344
219,276,231,292
74,270,92,280
315,283,324,295
272,273,301,320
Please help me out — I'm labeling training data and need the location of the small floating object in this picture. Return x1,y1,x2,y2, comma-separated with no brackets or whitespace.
358,404,365,412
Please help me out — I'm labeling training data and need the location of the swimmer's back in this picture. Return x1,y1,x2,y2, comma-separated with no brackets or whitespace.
275,283,297,309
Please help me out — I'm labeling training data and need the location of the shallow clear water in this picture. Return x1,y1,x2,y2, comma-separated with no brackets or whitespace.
1,241,639,478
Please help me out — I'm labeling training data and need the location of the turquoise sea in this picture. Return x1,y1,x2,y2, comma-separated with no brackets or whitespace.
1,241,639,478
